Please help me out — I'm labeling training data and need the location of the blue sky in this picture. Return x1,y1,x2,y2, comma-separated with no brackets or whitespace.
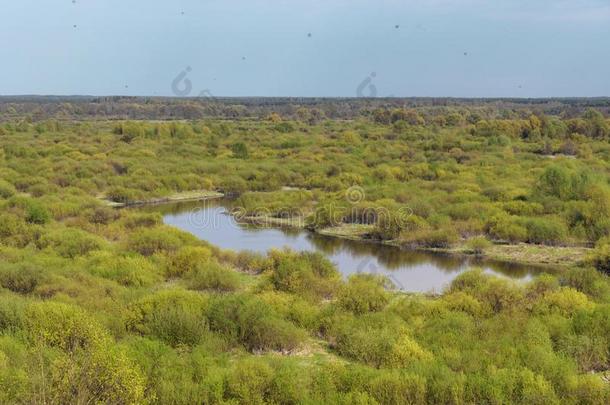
1,0,609,97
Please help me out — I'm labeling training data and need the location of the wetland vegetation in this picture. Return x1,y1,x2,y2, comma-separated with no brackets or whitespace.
1,100,609,403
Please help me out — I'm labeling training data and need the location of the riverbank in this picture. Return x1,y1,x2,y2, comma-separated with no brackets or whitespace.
241,215,590,269
318,224,590,269
102,190,224,208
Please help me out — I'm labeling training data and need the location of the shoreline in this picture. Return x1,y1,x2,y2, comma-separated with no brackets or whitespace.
240,215,589,270
102,190,225,208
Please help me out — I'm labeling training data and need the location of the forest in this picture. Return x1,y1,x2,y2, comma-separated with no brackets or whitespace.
0,100,609,404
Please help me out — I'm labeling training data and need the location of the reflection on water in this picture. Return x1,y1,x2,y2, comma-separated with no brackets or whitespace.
145,199,551,293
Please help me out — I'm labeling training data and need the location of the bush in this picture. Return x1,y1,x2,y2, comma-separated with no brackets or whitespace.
85,206,119,225
231,250,273,274
487,214,528,243
590,238,610,275
127,289,208,347
331,313,409,368
0,263,44,294
106,186,139,204
442,292,486,317
166,245,213,277
372,211,404,240
536,288,594,316
208,294,304,352
120,211,162,229
231,142,249,159
27,204,51,224
24,302,107,352
48,342,146,404
127,226,186,256
39,227,103,258
524,217,568,245
465,236,492,255
226,359,274,404
87,253,161,287
10,198,52,224
267,250,341,301
0,295,26,332
0,180,16,199
402,228,459,248
367,372,427,405
187,261,240,292
338,274,390,314
560,267,610,301
449,269,523,313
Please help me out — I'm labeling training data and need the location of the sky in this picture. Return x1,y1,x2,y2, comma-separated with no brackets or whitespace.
0,0,609,97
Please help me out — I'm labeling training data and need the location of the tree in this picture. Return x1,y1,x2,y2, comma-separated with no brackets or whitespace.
583,108,609,139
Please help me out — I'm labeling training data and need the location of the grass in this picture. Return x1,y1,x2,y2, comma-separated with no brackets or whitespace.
477,243,589,267
316,224,375,240
102,190,224,207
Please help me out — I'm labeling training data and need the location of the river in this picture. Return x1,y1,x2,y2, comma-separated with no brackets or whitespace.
147,199,546,293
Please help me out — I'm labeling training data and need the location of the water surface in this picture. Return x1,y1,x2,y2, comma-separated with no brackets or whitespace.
149,199,547,293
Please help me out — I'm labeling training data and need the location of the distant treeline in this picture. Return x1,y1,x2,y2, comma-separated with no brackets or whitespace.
1,96,609,122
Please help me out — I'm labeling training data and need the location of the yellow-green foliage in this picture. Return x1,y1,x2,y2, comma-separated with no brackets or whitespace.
127,289,209,347
0,115,609,404
537,288,595,316
167,245,213,277
338,274,390,314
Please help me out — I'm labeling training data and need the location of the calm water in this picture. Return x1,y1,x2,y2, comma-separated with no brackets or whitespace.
149,199,547,293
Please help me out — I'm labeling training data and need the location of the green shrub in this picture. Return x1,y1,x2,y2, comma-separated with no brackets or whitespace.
560,267,610,301
0,180,16,199
85,206,119,225
106,186,139,204
127,226,186,256
0,294,26,332
442,292,486,317
536,288,594,316
231,142,249,159
24,302,107,352
338,274,390,314
167,245,213,277
127,289,208,347
231,250,273,274
9,197,51,224
39,227,104,258
120,211,162,229
0,263,44,294
367,372,427,405
208,294,304,352
49,342,146,404
331,313,410,368
487,214,528,243
590,238,610,275
0,335,30,403
372,211,404,240
226,359,274,405
465,236,492,255
524,217,569,245
402,228,459,248
87,252,161,287
187,261,240,292
449,269,523,313
267,249,341,301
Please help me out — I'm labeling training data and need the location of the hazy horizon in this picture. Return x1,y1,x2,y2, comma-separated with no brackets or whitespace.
2,0,609,98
